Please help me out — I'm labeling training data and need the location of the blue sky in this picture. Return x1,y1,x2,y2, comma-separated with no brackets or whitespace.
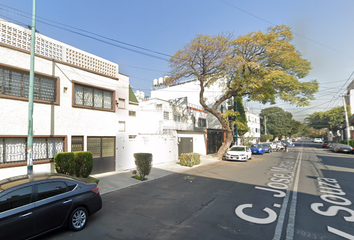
0,0,353,121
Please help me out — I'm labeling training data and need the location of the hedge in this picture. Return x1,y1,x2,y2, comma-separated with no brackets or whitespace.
54,151,93,178
54,152,75,176
74,151,93,178
179,153,201,167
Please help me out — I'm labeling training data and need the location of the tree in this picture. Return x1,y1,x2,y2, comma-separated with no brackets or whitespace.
260,107,294,139
305,106,347,133
168,25,319,157
221,96,249,145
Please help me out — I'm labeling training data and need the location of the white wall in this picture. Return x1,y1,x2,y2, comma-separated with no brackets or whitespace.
177,132,206,155
0,41,135,173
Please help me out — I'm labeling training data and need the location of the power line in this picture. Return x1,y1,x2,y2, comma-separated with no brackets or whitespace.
0,5,171,61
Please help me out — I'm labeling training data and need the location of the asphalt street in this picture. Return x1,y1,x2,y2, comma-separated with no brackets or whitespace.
39,140,354,240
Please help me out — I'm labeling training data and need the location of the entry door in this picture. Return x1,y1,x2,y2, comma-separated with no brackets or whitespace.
178,137,193,156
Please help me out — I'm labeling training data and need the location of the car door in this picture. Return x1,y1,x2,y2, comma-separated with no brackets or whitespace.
33,181,74,234
0,185,35,240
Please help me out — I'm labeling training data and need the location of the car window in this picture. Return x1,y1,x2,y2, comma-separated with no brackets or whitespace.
65,181,78,191
0,186,32,212
230,147,245,151
37,182,67,201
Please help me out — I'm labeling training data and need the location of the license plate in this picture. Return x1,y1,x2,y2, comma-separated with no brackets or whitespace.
253,151,257,153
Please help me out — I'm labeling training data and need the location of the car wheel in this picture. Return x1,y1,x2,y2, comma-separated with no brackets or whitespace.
69,207,88,231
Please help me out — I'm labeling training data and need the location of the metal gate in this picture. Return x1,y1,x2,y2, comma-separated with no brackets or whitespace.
178,137,193,156
87,137,115,174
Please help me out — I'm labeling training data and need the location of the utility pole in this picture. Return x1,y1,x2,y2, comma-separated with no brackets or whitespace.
234,97,238,145
342,95,351,141
27,0,37,175
264,115,267,135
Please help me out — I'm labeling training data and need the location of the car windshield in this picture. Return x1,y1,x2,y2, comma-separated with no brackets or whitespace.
250,145,258,148
230,147,246,151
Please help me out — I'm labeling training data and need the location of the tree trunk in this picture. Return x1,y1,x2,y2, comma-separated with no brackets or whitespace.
215,130,233,158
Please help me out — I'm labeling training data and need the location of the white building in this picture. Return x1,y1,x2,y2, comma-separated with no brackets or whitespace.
150,78,261,147
0,19,141,179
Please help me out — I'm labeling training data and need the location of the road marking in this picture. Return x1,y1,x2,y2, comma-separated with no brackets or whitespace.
286,150,302,240
273,150,302,240
328,226,354,240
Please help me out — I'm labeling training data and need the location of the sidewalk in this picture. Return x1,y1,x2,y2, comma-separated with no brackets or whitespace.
92,155,219,195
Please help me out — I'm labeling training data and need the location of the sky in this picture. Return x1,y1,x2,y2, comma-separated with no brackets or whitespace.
0,0,353,122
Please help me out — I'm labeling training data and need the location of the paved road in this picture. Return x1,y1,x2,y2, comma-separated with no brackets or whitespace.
40,140,354,240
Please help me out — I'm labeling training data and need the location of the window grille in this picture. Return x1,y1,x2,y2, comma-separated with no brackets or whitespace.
74,83,113,110
0,65,57,102
163,111,169,120
71,136,83,152
0,137,64,164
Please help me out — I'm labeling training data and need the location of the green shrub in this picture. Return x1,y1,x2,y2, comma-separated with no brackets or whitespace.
340,140,354,147
54,152,75,175
260,134,274,142
179,153,201,167
133,153,153,181
74,151,93,178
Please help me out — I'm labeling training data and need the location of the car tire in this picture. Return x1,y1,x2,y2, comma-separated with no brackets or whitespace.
69,207,88,231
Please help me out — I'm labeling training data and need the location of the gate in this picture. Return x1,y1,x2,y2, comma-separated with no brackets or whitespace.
87,137,115,174
178,137,193,156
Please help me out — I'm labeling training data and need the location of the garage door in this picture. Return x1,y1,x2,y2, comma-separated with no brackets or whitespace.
178,137,193,156
87,137,115,174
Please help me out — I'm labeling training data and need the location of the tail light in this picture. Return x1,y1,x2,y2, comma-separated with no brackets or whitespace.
91,187,100,195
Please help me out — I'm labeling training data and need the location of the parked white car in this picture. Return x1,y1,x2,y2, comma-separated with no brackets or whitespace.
313,138,323,143
223,145,252,161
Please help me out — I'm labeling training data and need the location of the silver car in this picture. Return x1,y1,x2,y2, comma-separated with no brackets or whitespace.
223,145,252,161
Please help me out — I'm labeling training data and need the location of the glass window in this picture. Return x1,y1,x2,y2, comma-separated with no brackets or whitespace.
129,111,136,117
174,115,181,122
0,137,64,164
198,118,207,128
102,138,114,157
163,111,169,120
118,98,125,109
71,136,83,152
0,65,57,102
74,83,113,110
87,137,101,158
37,182,67,201
0,186,32,212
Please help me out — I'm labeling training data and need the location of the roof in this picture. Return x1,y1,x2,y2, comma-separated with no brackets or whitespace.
129,86,139,103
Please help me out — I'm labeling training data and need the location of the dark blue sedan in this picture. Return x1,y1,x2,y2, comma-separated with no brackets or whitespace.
250,144,264,154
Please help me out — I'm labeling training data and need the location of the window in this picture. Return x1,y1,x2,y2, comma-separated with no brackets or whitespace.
71,136,83,152
174,115,181,122
118,121,125,132
0,186,32,212
198,118,207,128
118,98,125,109
0,137,65,164
87,137,115,159
129,111,136,117
129,135,137,139
74,82,113,110
0,65,57,103
163,111,169,120
156,104,162,110
37,182,67,200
